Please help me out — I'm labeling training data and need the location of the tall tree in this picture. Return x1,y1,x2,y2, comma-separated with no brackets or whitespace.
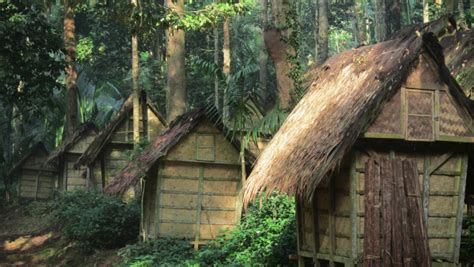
375,0,387,42
317,0,329,63
423,0,430,22
166,0,187,122
386,0,401,35
259,0,269,109
214,26,220,110
64,0,78,137
263,0,295,109
131,0,140,146
223,16,231,119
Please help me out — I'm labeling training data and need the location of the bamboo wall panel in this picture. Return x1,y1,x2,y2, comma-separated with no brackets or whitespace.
366,90,402,135
439,90,474,137
144,120,243,245
17,149,57,199
110,107,164,143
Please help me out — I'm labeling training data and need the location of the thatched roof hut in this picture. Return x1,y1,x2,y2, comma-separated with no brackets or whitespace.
244,23,473,266
9,142,58,199
105,108,255,246
76,94,167,168
45,123,98,191
245,29,473,204
74,93,167,194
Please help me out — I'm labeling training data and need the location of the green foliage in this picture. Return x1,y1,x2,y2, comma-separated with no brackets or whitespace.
197,194,297,266
53,190,140,252
118,238,196,267
461,214,474,262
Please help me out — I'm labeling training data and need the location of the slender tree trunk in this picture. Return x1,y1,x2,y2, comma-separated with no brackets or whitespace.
375,0,387,42
314,0,319,59
223,16,231,120
166,0,186,122
317,0,329,63
458,0,467,28
355,0,367,45
423,0,430,23
131,0,140,147
386,0,401,35
214,27,220,110
2,102,13,203
64,0,78,137
259,0,269,110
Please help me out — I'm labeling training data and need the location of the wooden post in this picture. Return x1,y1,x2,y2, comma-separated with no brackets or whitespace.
350,153,358,263
381,158,393,267
391,159,403,267
453,155,468,263
403,160,431,267
194,164,205,250
364,159,381,266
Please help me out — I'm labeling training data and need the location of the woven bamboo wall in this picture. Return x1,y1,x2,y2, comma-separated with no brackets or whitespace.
143,120,243,247
63,130,98,191
365,53,474,142
100,107,166,191
297,148,468,265
18,149,57,199
110,106,165,143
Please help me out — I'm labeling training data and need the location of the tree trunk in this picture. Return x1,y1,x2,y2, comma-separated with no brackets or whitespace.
259,0,268,109
375,0,387,42
2,103,13,203
423,0,429,23
64,0,78,137
458,0,467,28
223,16,231,120
314,0,319,59
317,0,329,63
132,0,140,147
386,0,401,35
214,26,220,110
166,0,186,122
354,0,366,45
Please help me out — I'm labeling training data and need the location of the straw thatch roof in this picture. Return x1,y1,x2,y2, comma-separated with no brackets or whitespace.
104,107,255,196
44,123,97,165
440,29,474,96
75,93,167,168
8,142,50,177
244,25,474,205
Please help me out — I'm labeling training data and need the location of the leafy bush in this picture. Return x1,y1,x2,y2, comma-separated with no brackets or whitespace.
461,214,474,262
118,238,196,267
53,190,139,252
197,194,297,266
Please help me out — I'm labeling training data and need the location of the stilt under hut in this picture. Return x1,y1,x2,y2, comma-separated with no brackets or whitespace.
105,108,255,249
9,142,58,200
44,123,98,191
244,21,474,266
75,93,167,195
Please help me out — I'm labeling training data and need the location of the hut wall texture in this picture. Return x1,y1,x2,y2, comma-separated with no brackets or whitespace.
365,53,474,143
143,120,242,246
100,106,165,189
18,150,57,199
297,148,468,265
63,130,98,191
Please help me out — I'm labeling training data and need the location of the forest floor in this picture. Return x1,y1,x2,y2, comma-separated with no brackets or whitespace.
0,204,121,267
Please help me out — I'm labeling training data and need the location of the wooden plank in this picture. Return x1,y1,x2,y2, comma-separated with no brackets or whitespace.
350,154,358,263
423,156,431,223
328,179,336,267
154,164,163,238
391,159,403,267
403,160,431,267
364,159,381,266
453,155,468,263
194,165,205,250
381,158,393,267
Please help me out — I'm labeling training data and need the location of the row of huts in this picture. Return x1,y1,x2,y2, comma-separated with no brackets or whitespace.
8,18,474,266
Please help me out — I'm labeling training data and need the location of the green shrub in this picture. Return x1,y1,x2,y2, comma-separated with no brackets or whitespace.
118,238,196,267
461,214,474,262
197,194,297,266
53,190,140,252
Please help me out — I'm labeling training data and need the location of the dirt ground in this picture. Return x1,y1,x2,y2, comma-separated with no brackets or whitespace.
0,204,121,267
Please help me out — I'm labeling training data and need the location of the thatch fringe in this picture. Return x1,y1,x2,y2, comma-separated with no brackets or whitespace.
243,21,472,206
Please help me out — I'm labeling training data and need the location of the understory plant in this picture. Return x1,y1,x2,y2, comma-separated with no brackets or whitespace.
53,190,139,252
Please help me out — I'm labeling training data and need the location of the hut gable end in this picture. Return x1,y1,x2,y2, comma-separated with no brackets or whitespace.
365,52,474,142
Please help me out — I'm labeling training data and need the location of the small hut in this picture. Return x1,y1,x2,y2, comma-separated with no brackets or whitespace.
244,24,474,266
45,123,98,191
9,142,58,199
105,108,255,248
75,93,167,191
